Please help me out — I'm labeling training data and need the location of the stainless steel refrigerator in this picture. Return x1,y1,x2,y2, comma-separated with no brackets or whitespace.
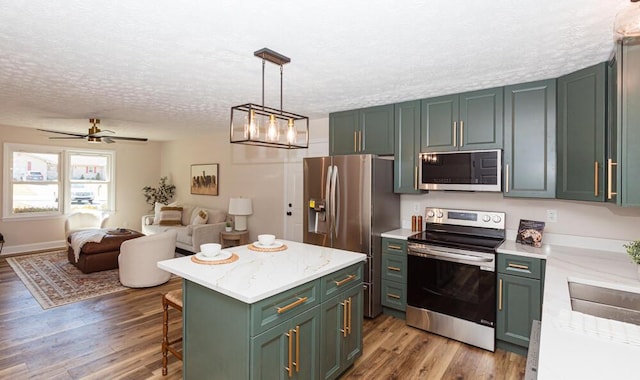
303,154,400,318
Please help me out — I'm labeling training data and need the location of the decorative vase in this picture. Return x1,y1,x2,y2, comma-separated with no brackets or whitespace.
225,226,233,232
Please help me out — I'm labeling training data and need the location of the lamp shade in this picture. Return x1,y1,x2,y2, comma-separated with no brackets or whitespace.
229,198,253,215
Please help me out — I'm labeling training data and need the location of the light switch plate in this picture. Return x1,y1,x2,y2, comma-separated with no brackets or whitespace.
546,209,558,223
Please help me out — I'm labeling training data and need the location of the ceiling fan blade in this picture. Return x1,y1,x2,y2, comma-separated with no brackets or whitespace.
108,136,148,142
89,129,115,137
102,137,115,144
48,136,86,139
37,128,87,138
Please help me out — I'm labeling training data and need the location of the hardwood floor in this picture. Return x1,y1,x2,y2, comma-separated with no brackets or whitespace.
0,257,525,379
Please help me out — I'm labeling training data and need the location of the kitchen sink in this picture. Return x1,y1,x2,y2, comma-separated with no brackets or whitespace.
568,281,640,326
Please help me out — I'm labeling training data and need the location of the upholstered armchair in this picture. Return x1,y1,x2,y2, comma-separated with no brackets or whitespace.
65,212,109,237
118,230,177,288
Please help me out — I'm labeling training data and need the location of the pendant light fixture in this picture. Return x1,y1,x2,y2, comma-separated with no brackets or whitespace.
615,0,640,40
230,48,309,149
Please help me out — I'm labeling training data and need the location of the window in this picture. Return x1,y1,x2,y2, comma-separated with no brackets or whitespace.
3,143,115,219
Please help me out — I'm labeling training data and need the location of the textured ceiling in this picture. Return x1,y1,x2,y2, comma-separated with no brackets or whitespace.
0,0,631,141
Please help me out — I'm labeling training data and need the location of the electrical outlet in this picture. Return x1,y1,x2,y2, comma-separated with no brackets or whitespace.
546,209,558,223
413,202,420,213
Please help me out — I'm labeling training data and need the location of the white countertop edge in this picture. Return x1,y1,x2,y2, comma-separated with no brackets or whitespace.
158,254,366,304
381,228,416,240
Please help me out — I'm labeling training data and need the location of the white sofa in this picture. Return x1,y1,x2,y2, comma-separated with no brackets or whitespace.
141,204,227,254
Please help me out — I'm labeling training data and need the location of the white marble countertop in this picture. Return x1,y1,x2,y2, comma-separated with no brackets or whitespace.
500,239,640,379
158,240,366,304
381,228,417,240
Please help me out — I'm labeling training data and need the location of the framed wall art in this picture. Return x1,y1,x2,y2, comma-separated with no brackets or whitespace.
190,163,219,196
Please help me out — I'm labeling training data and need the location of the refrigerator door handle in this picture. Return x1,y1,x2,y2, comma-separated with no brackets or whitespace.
325,165,333,231
332,165,340,238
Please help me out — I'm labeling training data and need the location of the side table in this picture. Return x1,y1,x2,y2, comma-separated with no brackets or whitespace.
220,230,249,248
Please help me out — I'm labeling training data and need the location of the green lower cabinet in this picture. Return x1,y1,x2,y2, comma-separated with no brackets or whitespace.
381,238,407,318
320,285,363,380
496,273,542,348
251,306,321,380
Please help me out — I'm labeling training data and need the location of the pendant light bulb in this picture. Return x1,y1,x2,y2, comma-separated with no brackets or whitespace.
615,0,640,40
267,114,279,141
286,118,297,144
248,110,259,139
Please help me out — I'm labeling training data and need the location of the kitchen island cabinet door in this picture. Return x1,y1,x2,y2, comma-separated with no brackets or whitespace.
503,79,557,198
250,306,321,380
556,63,606,202
320,285,363,380
394,100,422,193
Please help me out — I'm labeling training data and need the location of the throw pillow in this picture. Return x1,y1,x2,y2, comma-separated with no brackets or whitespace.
192,209,208,225
153,201,180,225
157,206,183,226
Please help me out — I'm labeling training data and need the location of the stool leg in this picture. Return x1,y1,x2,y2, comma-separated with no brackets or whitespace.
162,296,169,376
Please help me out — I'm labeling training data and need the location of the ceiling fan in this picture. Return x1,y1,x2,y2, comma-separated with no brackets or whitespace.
38,119,148,144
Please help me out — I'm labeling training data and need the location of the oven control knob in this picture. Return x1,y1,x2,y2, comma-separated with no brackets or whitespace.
436,211,444,218
427,210,435,218
482,215,491,222
492,215,502,223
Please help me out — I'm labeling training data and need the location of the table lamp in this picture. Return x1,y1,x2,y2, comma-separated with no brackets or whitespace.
228,197,252,231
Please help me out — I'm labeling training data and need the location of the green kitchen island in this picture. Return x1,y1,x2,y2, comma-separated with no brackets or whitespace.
158,240,366,380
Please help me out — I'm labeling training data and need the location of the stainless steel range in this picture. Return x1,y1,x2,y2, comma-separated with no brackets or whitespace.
406,207,505,352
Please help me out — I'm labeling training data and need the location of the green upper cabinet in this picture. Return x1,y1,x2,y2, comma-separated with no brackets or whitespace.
394,100,422,193
504,79,557,198
421,87,503,152
614,39,640,207
329,105,394,156
607,57,618,205
556,63,606,202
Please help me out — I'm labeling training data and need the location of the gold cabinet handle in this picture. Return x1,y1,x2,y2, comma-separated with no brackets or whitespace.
387,266,401,272
594,161,599,197
286,329,293,377
340,300,348,337
353,131,357,153
607,158,618,200
508,263,529,270
460,120,464,147
505,163,510,193
453,121,457,148
347,297,352,335
359,130,362,152
414,166,418,190
276,296,308,314
388,244,402,250
387,293,401,299
498,279,503,311
293,325,300,373
334,274,356,287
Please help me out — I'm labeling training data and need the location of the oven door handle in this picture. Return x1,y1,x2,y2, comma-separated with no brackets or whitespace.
409,246,493,264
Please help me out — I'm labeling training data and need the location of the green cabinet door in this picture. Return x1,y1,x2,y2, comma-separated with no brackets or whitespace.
361,104,394,155
394,100,422,193
616,40,640,206
496,273,542,348
421,94,458,152
607,57,618,204
504,79,557,198
330,110,359,155
459,87,503,150
320,285,363,380
557,63,606,201
251,306,321,380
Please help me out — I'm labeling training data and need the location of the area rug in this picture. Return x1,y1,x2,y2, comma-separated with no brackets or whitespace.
6,249,127,309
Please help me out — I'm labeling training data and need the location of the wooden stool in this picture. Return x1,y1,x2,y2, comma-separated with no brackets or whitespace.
162,289,183,376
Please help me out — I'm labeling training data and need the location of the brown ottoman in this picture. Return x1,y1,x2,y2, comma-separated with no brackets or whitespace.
67,229,144,273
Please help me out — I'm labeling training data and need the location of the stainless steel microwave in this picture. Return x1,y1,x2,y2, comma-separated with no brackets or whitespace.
418,149,502,192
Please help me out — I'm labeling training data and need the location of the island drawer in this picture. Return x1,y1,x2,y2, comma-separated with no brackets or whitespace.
321,262,364,301
250,279,321,336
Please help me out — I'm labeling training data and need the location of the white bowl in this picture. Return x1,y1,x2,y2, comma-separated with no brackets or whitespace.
200,243,222,257
258,234,276,246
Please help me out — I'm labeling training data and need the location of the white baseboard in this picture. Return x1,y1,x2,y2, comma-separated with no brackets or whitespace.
0,240,66,256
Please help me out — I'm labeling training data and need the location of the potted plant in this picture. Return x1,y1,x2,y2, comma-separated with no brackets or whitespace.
225,220,233,232
624,240,640,279
142,176,176,210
